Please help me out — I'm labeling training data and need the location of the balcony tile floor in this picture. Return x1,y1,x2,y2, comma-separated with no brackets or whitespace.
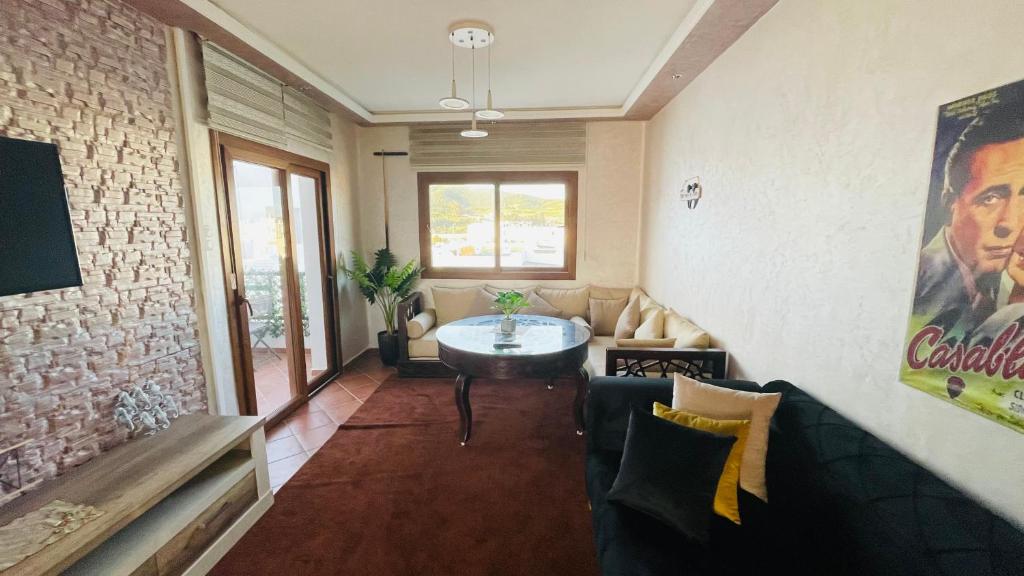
264,351,395,492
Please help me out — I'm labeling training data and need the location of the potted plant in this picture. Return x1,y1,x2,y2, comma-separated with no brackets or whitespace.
341,248,422,366
492,290,529,334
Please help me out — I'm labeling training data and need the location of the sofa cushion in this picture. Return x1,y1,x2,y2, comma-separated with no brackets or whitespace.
673,375,780,502
589,297,628,336
762,380,1024,576
431,286,494,326
606,406,736,544
587,336,615,377
407,327,439,358
614,296,641,339
536,286,590,319
614,337,676,348
664,309,710,349
590,285,633,300
635,307,665,339
406,310,435,339
521,292,561,317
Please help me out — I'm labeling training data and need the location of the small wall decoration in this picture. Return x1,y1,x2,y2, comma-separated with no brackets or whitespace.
901,77,1024,433
679,177,701,209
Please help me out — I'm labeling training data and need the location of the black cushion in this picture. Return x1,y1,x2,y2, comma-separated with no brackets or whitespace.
606,406,736,544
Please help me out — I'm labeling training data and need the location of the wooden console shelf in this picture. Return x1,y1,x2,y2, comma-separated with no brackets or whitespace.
0,414,273,576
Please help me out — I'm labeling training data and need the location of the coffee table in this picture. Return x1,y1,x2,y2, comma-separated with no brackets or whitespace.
436,315,592,445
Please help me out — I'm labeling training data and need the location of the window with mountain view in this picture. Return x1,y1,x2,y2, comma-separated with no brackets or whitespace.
418,172,578,279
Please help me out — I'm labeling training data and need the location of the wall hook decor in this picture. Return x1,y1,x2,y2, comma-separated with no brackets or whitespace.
680,177,702,209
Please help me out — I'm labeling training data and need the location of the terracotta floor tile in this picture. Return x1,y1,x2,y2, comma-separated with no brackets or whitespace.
313,382,360,408
268,452,309,487
321,400,361,425
266,435,305,464
266,423,294,443
286,409,334,434
294,423,338,453
342,378,381,402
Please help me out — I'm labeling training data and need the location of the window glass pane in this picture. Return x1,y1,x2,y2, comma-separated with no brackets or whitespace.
288,173,331,385
429,183,496,268
499,183,566,268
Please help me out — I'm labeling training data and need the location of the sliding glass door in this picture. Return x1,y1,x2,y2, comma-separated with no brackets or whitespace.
216,133,339,423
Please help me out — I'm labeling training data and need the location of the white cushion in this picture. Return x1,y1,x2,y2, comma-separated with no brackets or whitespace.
569,315,592,335
664,309,710,348
408,327,439,358
635,307,665,339
536,286,590,320
406,310,436,339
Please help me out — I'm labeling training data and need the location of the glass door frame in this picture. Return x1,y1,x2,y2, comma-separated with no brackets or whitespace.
211,131,341,425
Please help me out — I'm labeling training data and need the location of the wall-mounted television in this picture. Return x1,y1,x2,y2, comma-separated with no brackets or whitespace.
0,136,82,297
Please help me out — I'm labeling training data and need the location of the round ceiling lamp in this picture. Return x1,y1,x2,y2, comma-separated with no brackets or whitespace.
438,43,469,110
461,118,488,138
475,45,504,120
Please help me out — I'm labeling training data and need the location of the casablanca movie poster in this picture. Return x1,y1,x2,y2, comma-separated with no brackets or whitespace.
901,78,1024,433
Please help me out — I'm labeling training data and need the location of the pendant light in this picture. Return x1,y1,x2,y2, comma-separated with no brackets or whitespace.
475,42,504,120
461,45,488,138
439,43,469,110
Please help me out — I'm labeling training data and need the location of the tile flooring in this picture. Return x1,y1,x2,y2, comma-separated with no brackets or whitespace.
264,352,395,492
253,349,327,416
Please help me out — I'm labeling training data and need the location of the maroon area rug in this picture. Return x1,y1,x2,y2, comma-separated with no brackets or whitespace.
212,377,599,576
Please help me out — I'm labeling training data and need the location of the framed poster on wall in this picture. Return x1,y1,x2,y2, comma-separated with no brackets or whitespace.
902,78,1024,433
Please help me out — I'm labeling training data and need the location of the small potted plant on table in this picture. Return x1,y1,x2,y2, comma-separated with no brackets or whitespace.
342,248,422,366
492,290,529,334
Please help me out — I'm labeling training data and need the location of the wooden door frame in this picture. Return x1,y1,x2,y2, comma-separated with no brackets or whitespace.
210,131,341,425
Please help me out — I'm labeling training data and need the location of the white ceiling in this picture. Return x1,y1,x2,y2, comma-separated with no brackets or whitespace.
206,0,698,114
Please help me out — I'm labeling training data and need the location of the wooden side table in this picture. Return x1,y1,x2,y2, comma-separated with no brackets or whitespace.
436,315,592,445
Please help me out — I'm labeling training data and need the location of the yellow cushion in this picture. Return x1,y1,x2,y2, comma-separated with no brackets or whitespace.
652,402,750,525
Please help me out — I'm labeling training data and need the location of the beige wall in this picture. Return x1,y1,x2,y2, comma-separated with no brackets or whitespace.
354,121,645,337
639,0,1024,526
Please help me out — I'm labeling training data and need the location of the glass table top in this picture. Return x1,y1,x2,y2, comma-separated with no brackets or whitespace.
436,315,592,356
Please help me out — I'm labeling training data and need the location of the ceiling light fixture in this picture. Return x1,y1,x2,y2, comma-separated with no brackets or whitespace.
475,40,504,120
439,43,470,110
460,43,488,138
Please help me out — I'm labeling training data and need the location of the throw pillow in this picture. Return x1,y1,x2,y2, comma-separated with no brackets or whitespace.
521,292,561,317
613,296,641,339
672,374,781,502
536,286,590,320
431,286,494,326
653,403,750,525
607,405,736,544
664,309,710,348
406,310,436,339
635,307,665,339
589,297,628,336
614,337,676,348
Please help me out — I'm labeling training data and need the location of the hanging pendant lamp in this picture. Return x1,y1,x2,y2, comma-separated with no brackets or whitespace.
476,43,504,120
461,44,488,138
439,43,469,110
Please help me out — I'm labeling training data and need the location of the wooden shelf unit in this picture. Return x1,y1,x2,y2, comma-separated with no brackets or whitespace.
0,414,273,576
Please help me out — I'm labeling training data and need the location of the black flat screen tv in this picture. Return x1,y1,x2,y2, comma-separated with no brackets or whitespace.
0,136,82,297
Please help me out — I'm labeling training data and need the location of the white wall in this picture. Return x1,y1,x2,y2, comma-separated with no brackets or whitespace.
639,0,1024,526
355,121,645,338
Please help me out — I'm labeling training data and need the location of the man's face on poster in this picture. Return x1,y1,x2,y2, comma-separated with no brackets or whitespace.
949,138,1024,276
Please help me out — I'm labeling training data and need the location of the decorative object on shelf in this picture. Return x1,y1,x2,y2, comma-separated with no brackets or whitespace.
114,381,181,437
0,500,104,571
438,21,500,137
342,248,422,366
492,290,528,334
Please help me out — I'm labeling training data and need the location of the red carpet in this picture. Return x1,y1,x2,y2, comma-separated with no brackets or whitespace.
212,376,599,576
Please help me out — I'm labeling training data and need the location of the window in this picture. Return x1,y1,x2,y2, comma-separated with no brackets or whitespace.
418,172,578,279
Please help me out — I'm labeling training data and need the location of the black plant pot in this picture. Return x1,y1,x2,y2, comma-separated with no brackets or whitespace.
377,331,400,366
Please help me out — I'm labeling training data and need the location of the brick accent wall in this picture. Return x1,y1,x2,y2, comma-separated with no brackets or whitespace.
0,0,206,496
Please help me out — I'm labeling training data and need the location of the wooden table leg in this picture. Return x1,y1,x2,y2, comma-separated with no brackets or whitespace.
574,367,589,435
455,373,474,445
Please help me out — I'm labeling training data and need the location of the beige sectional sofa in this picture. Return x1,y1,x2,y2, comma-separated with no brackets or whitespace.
395,284,728,380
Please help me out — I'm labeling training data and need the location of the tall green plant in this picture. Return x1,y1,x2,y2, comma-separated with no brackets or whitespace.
341,248,422,334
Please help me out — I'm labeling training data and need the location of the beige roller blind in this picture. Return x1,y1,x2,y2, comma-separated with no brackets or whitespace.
202,42,286,147
201,42,332,150
284,87,332,149
410,121,586,167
